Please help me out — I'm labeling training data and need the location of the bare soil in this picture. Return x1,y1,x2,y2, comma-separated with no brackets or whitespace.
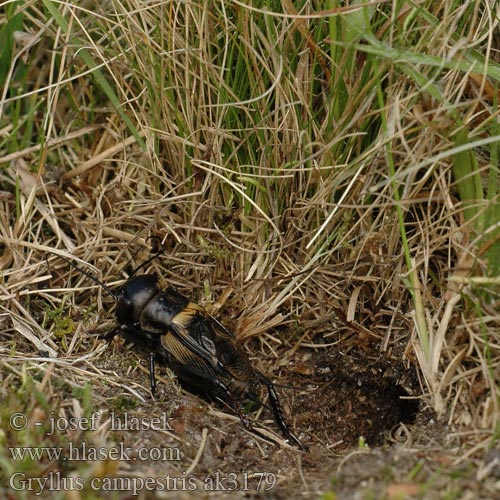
2,261,499,500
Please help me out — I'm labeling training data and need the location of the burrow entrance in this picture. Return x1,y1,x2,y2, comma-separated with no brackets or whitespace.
289,348,420,449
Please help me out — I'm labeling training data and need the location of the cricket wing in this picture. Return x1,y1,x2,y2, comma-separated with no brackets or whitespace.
166,305,227,374
205,313,236,341
160,331,220,377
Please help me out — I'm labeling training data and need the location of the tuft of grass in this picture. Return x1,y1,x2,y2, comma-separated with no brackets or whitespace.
0,369,101,496
1,0,500,497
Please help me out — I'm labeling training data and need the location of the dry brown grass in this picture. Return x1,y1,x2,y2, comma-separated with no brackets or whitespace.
1,1,500,498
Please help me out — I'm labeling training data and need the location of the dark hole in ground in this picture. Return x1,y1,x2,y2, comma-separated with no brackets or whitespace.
291,348,420,449
397,385,420,424
106,332,421,452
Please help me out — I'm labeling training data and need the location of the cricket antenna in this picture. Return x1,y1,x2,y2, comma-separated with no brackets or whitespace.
122,235,164,279
57,253,120,301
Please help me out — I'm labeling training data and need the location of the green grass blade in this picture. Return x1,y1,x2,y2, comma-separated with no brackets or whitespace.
41,0,145,149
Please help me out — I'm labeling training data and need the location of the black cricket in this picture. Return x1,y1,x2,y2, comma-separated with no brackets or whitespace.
59,249,304,449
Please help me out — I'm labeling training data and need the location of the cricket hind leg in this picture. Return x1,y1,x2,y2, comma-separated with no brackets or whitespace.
172,364,278,445
173,364,250,424
256,372,307,450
